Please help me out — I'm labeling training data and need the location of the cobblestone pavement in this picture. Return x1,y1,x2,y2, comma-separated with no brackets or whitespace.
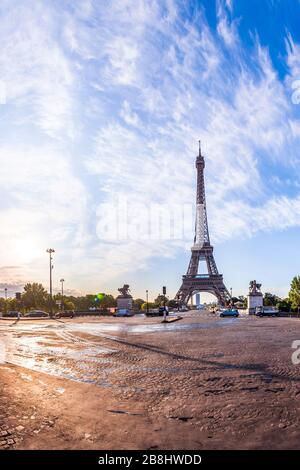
1,313,300,449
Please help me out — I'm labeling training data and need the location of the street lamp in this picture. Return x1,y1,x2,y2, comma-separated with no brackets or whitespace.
60,278,65,313
4,287,7,314
146,289,149,314
46,248,55,317
163,286,167,321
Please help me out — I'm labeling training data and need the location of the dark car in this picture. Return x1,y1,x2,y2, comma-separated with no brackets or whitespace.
3,311,21,318
55,310,75,319
145,308,168,317
24,310,49,318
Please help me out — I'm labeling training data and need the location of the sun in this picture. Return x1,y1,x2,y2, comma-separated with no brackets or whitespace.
14,236,43,264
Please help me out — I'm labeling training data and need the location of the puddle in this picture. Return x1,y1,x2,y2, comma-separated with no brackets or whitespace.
2,331,117,389
66,318,238,336
0,317,239,389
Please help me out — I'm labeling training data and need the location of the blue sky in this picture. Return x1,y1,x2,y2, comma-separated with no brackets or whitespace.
0,0,300,301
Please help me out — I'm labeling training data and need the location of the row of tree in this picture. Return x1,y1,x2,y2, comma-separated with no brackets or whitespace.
1,276,300,313
0,283,168,313
261,276,300,312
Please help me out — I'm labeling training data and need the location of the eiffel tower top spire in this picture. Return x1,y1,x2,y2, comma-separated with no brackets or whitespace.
196,139,205,169
194,140,208,245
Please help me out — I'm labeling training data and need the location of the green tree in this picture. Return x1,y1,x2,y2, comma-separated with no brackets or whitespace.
7,298,19,311
289,276,300,310
277,298,291,312
264,292,281,306
141,302,156,311
99,294,116,309
64,300,76,311
0,297,6,312
22,283,48,310
133,298,145,310
168,299,179,309
238,296,247,308
67,294,98,311
154,294,168,307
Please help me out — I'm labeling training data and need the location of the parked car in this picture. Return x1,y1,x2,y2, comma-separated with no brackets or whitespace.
255,307,279,317
55,310,74,319
113,308,134,317
3,311,21,318
220,309,239,318
24,310,49,318
179,306,189,312
146,306,168,317
145,309,159,317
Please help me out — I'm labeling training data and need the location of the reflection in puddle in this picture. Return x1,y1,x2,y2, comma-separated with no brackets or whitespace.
67,318,237,336
3,332,117,388
1,317,237,388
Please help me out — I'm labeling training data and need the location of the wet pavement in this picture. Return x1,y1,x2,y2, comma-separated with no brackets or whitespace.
2,312,300,449
0,315,240,388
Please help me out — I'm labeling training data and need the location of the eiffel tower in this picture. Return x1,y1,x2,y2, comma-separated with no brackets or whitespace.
176,142,230,306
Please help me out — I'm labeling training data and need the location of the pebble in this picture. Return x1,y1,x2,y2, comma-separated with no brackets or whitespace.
278,423,287,429
16,425,25,432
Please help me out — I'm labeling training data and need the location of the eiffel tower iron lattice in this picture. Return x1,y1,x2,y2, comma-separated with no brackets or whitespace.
176,142,231,306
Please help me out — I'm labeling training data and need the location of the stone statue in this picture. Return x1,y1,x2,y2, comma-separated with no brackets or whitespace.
116,284,133,310
117,284,131,298
249,280,262,293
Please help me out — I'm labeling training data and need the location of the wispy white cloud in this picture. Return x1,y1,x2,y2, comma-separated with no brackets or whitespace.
0,0,300,295
0,0,75,139
225,0,234,12
82,0,300,282
0,144,89,287
217,1,238,46
120,100,140,126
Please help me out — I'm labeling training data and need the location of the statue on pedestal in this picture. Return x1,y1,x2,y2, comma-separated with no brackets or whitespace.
248,280,263,315
116,284,133,311
117,284,131,298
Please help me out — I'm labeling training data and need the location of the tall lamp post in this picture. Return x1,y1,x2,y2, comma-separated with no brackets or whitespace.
60,278,65,313
4,287,7,314
146,289,149,315
163,286,167,322
46,248,55,317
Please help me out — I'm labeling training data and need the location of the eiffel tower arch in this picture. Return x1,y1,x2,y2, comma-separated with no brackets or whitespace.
176,142,230,306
